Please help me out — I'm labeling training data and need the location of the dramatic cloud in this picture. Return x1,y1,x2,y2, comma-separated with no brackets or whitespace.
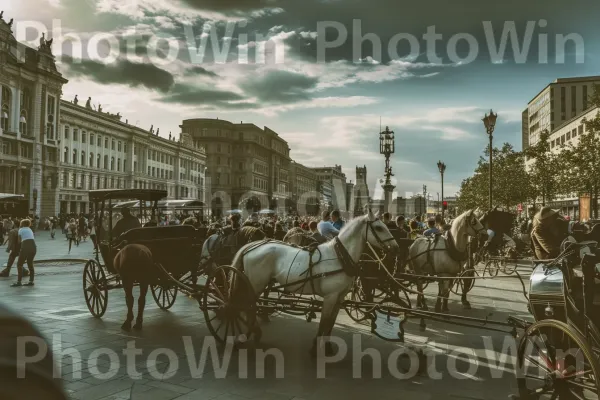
184,66,219,77
61,57,175,92
239,69,319,103
159,83,245,107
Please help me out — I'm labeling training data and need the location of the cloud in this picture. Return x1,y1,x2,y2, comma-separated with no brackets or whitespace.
179,0,281,12
61,56,175,93
159,83,246,107
239,69,318,103
184,65,219,77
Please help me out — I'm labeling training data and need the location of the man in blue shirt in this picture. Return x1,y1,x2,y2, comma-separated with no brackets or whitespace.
317,211,339,240
331,210,345,230
423,219,440,237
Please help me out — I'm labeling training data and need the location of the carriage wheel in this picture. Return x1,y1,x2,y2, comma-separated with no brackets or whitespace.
378,286,411,319
151,284,178,310
457,267,477,294
83,260,108,318
502,257,519,275
344,277,371,322
202,266,257,345
484,259,500,277
517,319,600,399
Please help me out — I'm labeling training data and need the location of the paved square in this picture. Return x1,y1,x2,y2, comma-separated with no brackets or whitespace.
1,231,533,400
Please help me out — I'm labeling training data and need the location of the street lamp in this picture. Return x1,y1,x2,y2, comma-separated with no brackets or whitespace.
437,160,446,217
379,126,395,214
482,110,498,209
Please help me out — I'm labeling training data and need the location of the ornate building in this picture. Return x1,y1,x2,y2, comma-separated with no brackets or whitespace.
0,14,67,217
59,100,206,214
354,165,370,216
289,161,319,215
180,118,291,216
0,14,206,216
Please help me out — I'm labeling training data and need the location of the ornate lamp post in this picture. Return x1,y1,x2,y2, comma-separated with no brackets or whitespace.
437,160,446,218
482,110,498,209
379,126,395,214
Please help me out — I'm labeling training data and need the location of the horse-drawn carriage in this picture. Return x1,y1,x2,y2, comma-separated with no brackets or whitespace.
83,189,208,318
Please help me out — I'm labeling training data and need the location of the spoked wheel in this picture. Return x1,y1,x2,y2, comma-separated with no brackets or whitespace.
344,277,373,322
517,319,600,399
151,284,178,310
378,286,411,319
83,260,108,318
485,258,501,277
202,265,257,345
457,267,477,294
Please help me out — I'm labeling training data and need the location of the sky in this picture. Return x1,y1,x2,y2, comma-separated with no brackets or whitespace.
4,0,600,200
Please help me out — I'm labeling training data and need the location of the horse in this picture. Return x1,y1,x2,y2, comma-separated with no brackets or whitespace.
407,209,487,312
199,226,266,272
113,243,158,331
230,207,399,355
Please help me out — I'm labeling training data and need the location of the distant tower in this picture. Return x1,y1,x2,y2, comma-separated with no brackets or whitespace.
354,165,370,216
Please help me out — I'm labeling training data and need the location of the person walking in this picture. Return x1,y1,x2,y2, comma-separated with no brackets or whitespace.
67,218,78,254
0,223,21,278
10,219,37,287
317,210,339,240
331,210,345,230
89,217,98,254
50,217,57,239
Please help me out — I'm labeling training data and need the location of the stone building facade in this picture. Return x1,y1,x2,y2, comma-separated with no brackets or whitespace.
289,161,319,215
180,118,291,216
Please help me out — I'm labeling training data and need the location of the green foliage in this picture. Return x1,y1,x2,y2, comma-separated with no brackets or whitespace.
524,129,563,205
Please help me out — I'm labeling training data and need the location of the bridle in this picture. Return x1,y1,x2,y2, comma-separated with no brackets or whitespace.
467,214,487,237
365,219,397,252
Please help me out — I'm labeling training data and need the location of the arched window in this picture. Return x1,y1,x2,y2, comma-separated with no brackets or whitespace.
64,147,69,163
89,152,94,166
72,149,77,164
19,111,27,135
117,158,121,172
104,155,108,169
97,154,100,168
1,86,11,132
97,135,102,147
111,157,115,171
81,151,85,166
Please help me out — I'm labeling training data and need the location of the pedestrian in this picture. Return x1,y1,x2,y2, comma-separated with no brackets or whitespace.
89,217,98,254
423,218,440,237
11,219,37,287
50,217,57,239
331,210,345,230
309,221,328,244
67,218,78,253
381,212,396,231
395,215,409,239
0,223,22,277
317,210,339,240
273,222,286,241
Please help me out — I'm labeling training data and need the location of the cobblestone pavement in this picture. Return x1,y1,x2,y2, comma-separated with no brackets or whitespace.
0,231,534,400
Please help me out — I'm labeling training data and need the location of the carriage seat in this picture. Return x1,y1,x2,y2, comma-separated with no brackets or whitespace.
119,225,201,243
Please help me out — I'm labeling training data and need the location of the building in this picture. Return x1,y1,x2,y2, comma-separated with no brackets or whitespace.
317,179,333,212
0,14,67,217
393,196,426,217
354,165,370,216
523,76,600,149
180,119,291,216
312,165,347,215
545,106,599,218
289,161,319,215
0,14,206,217
345,181,355,216
58,100,206,214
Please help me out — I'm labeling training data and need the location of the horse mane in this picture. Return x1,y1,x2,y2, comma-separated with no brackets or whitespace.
451,209,473,234
338,214,369,233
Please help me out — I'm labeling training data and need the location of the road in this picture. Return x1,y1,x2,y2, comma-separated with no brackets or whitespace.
0,230,535,400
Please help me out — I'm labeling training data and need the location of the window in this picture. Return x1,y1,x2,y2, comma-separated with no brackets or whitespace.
20,111,27,135
111,157,115,171
72,149,77,164
82,132,86,144
81,151,85,166
105,138,108,149
64,147,69,162
561,135,565,145
578,125,583,135
64,126,70,139
123,159,127,172
124,143,128,153
104,155,108,169
217,144,221,152
90,152,94,166
73,129,78,141
97,136,102,147
118,141,122,152
551,140,555,148
566,131,571,140
217,156,221,165
1,86,11,132
583,85,588,110
117,158,121,172
97,154,101,168
112,139,115,150
90,133,94,144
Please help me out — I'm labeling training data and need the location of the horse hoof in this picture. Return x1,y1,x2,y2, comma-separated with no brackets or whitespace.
121,323,132,332
462,302,472,310
133,323,143,331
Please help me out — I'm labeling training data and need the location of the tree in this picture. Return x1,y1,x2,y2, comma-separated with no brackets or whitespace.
457,143,533,212
559,84,600,218
525,129,563,206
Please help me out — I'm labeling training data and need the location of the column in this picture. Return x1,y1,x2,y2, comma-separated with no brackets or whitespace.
0,86,3,136
12,87,21,137
31,82,44,218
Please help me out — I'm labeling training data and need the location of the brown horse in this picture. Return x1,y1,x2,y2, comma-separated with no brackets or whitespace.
113,244,159,331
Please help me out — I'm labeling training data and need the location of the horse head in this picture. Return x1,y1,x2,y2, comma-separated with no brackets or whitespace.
463,209,487,239
364,212,398,252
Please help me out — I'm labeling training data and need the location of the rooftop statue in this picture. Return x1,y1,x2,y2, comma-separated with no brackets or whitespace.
73,95,78,105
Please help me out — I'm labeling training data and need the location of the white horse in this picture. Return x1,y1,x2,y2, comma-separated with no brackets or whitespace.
230,207,399,355
407,209,486,312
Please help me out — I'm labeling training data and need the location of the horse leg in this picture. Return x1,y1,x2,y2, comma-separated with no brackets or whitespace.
441,279,451,312
321,291,348,355
133,283,148,330
461,269,472,310
121,281,134,331
311,293,337,357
